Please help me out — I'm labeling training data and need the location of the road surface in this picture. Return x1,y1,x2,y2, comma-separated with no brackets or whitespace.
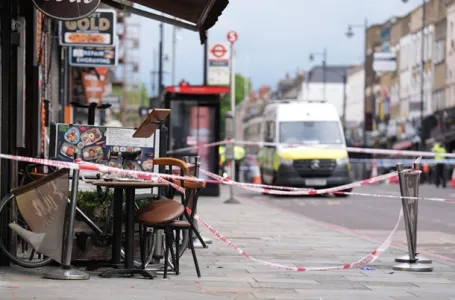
244,183,455,262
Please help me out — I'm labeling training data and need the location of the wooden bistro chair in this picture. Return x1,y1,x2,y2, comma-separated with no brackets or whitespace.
135,157,206,278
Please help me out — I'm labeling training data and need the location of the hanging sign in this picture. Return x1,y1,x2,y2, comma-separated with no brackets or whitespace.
81,72,106,105
32,0,101,21
69,46,118,67
59,9,116,47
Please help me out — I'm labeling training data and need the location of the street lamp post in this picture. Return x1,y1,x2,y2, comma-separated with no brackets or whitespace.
346,18,368,179
309,48,327,101
158,22,164,98
342,72,347,128
172,25,177,86
346,18,368,147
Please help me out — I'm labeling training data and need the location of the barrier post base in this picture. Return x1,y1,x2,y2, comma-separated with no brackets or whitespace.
395,253,432,264
43,267,90,280
393,262,433,272
224,197,240,204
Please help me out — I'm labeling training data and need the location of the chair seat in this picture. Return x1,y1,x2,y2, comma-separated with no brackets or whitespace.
169,220,191,228
136,200,184,225
172,178,206,189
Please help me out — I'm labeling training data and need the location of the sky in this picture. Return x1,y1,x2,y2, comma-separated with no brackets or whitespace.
133,0,421,95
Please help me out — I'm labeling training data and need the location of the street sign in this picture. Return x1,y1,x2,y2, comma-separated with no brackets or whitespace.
207,42,230,86
69,46,118,67
373,52,397,73
227,31,238,44
211,44,227,58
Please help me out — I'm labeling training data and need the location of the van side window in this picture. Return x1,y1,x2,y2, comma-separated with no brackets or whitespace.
265,121,275,142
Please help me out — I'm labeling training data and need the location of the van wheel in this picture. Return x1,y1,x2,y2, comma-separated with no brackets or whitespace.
335,188,352,197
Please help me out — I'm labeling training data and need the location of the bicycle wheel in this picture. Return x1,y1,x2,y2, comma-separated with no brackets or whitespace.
0,194,53,268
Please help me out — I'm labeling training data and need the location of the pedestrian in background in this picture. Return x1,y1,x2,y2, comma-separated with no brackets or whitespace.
432,141,447,188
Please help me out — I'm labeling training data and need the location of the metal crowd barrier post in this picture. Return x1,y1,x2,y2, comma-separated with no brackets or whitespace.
393,162,433,272
191,156,206,247
43,154,90,280
224,111,240,204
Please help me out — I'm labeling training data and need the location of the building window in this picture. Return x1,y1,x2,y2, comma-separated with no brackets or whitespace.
433,39,445,64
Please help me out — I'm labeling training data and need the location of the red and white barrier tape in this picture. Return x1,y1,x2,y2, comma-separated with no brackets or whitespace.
167,140,229,154
200,168,404,196
190,206,403,272
201,167,455,203
5,153,455,204
169,139,455,158
0,153,203,184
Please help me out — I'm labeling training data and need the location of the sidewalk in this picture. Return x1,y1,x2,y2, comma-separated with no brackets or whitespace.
2,187,455,299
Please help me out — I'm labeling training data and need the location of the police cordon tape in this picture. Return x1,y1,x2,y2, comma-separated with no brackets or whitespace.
5,152,454,204
349,158,455,166
193,206,403,272
0,152,437,272
168,139,455,158
0,153,204,184
199,168,404,196
158,169,405,272
198,165,455,203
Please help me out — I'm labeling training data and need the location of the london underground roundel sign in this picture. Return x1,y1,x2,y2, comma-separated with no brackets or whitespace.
32,0,101,21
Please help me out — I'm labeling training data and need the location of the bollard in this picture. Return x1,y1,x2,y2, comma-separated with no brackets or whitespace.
43,153,90,280
393,162,433,272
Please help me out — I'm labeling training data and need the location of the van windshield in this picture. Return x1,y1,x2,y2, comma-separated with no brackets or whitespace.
279,121,344,145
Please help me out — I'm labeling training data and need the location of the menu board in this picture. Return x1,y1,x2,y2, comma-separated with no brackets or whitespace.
50,123,159,172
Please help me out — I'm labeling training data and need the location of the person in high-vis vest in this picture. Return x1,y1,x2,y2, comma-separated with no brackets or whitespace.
219,146,246,180
432,142,447,188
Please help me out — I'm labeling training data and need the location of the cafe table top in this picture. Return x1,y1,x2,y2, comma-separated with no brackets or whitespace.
90,180,169,189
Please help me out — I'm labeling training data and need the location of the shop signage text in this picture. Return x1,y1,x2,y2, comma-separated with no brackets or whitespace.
59,9,116,47
69,46,117,67
32,0,101,21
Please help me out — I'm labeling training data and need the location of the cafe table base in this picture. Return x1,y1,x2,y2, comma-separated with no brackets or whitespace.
87,189,125,273
99,268,155,279
88,182,167,279
43,266,90,280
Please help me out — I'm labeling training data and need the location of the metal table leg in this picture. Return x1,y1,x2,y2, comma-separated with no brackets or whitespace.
101,188,154,279
93,188,124,273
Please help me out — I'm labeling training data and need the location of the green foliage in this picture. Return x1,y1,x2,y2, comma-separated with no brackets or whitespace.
76,190,114,221
111,83,150,106
220,74,252,139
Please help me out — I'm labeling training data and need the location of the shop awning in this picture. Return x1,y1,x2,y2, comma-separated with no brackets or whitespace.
101,0,229,44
